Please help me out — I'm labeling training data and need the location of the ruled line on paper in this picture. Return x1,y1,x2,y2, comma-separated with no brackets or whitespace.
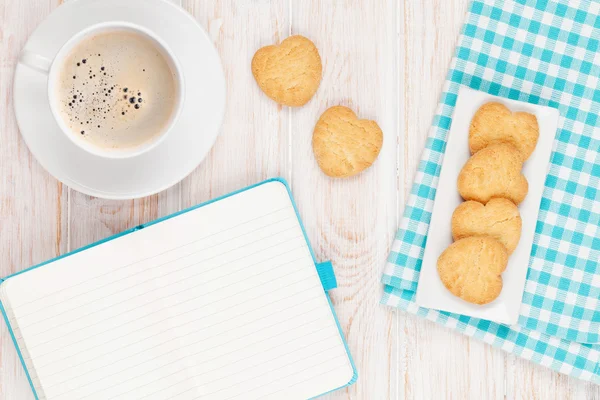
41,290,325,381
34,258,314,371
19,228,303,333
132,337,342,400
30,261,313,359
19,235,305,340
52,312,332,398
5,184,350,400
174,355,349,400
232,360,351,400
14,206,289,310
0,294,46,399
16,213,296,320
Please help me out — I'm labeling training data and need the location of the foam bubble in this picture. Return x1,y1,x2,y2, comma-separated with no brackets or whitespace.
56,30,177,150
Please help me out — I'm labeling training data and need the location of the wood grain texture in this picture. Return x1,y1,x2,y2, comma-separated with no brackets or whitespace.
0,0,66,399
179,0,289,209
506,354,600,399
67,2,181,253
1,0,600,399
397,1,505,399
289,1,399,399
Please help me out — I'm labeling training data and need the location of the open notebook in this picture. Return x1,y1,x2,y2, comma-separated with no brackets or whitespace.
0,179,356,400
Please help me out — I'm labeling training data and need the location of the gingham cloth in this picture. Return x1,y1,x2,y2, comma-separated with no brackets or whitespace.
382,0,600,383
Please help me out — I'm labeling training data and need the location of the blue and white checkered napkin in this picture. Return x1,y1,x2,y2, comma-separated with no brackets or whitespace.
382,0,600,383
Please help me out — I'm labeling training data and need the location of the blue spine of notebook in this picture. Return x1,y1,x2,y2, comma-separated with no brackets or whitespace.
0,177,357,400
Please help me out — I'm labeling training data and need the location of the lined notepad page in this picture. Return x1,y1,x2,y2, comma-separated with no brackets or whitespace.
0,181,353,400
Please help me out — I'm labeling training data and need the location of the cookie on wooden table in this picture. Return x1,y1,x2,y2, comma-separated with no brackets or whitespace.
457,143,528,205
312,106,383,178
437,236,508,305
251,35,322,107
469,102,539,160
451,198,522,254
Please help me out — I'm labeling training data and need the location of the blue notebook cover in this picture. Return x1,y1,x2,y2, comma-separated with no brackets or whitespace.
0,177,357,400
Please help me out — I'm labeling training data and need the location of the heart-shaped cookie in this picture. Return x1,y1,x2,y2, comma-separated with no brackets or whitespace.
469,102,539,160
452,198,522,254
251,35,322,107
437,236,508,305
457,143,528,204
312,106,383,178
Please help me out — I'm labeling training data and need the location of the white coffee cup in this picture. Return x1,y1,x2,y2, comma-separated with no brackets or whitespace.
19,21,185,159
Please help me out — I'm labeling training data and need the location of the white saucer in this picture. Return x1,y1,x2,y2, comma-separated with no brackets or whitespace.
13,0,226,199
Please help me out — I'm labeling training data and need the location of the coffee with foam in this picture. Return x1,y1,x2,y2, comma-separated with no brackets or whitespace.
56,30,178,151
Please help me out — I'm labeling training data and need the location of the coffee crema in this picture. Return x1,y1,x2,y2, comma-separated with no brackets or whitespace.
56,30,178,150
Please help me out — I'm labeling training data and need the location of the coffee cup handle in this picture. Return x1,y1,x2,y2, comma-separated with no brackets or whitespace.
19,51,52,74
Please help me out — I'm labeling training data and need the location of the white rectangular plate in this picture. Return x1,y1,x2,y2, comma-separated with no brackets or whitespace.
415,87,560,325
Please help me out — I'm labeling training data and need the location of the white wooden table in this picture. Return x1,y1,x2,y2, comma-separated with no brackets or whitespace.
1,1,599,398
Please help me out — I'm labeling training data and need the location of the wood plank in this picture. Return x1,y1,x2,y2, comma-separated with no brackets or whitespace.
289,0,399,398
65,0,183,390
68,189,179,248
68,0,181,252
2,0,600,398
396,0,507,398
0,0,67,398
506,356,600,399
180,0,289,206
